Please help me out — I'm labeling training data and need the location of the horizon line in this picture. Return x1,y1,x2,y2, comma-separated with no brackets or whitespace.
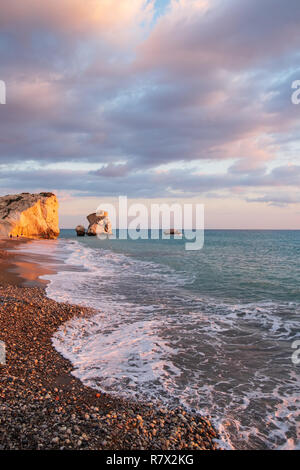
59,227,300,231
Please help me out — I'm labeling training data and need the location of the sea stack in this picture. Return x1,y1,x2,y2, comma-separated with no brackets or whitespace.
87,211,112,236
75,225,85,237
0,192,59,239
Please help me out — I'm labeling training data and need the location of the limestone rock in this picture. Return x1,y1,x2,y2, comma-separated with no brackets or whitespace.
87,223,99,236
164,229,182,236
87,211,112,236
75,225,85,237
0,192,59,239
87,213,101,226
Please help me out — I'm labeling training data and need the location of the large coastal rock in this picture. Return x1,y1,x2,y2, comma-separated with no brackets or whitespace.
0,192,59,239
87,211,112,236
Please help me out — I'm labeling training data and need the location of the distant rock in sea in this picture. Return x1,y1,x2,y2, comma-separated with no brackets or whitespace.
164,229,182,236
75,225,85,237
87,211,112,236
0,192,59,239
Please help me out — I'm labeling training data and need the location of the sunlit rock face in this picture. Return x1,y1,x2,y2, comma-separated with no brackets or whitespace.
0,192,59,239
87,211,112,236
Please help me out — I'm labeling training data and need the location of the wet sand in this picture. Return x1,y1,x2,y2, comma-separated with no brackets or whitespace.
0,238,55,287
0,238,220,450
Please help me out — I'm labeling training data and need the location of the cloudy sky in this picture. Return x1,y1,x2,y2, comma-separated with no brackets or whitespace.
0,0,300,228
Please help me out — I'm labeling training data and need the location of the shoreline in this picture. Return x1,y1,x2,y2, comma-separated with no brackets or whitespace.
0,238,220,450
0,238,56,287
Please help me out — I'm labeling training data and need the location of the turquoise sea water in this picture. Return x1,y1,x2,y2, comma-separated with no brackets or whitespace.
59,229,300,303
19,230,300,449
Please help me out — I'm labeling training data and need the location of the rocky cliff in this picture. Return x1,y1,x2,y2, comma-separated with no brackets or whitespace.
0,192,59,239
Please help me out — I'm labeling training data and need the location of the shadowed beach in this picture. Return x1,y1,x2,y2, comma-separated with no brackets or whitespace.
0,238,219,450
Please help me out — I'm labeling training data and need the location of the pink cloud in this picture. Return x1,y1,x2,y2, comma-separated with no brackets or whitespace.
0,1,154,40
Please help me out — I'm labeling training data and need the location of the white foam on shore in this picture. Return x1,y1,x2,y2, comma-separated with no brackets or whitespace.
23,238,300,450
53,317,181,396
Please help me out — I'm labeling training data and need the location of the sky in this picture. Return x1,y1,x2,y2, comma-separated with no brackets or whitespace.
0,0,300,228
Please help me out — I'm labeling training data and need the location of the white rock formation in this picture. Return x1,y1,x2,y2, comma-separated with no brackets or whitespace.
87,211,112,236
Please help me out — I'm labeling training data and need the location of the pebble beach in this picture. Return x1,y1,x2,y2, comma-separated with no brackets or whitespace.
0,239,220,450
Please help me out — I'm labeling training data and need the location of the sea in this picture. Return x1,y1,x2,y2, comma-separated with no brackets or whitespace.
17,229,300,449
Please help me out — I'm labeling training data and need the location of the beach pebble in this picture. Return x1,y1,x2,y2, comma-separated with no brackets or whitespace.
0,280,220,451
